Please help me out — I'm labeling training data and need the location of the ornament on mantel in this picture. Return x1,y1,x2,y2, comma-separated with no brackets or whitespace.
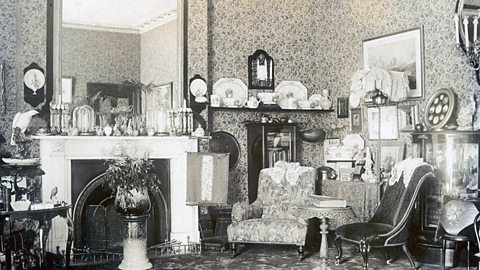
361,147,377,183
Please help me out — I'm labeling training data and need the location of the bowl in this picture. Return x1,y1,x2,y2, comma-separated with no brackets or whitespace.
257,93,279,104
222,97,240,107
10,200,31,211
297,100,316,109
299,128,326,142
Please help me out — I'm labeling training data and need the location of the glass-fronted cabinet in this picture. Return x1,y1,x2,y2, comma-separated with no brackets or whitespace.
411,130,480,263
246,123,297,203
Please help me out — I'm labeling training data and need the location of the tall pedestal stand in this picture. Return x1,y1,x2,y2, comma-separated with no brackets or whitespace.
118,214,152,270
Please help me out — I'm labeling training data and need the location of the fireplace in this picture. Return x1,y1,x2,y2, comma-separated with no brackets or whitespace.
33,136,200,252
71,159,170,251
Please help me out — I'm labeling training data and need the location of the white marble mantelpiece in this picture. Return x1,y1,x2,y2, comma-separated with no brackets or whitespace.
33,135,201,251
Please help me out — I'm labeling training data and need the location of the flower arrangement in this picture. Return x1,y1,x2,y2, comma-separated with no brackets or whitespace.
103,144,160,196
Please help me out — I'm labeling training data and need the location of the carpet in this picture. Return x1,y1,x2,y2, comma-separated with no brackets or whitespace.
68,243,454,270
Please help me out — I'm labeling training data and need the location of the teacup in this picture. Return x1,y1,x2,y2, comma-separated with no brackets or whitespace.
223,97,240,107
245,99,259,108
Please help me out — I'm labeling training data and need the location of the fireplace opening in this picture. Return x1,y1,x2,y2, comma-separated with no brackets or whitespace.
71,159,170,252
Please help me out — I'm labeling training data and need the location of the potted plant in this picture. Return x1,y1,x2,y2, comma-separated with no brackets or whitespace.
103,146,160,215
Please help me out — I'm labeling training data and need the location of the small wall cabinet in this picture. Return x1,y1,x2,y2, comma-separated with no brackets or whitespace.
246,123,297,203
411,130,480,264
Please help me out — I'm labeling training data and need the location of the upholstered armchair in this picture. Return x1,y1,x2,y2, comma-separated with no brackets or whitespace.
334,159,435,269
227,162,316,260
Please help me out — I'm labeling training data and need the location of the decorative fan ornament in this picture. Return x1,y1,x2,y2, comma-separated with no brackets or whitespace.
423,88,456,130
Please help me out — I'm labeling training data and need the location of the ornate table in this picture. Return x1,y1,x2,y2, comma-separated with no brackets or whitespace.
296,205,359,264
0,205,72,269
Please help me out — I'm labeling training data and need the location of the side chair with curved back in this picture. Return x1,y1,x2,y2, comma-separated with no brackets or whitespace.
334,163,435,270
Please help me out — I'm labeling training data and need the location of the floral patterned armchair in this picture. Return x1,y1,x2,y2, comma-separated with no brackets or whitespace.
227,162,316,260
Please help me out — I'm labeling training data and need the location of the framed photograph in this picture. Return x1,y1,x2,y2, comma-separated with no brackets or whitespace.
398,104,419,131
337,97,349,118
363,27,424,100
379,141,405,177
367,105,398,140
61,77,73,103
350,108,363,132
248,49,274,90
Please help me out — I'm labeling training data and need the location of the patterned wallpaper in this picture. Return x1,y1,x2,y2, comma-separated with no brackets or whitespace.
0,0,47,155
62,28,141,104
141,20,178,99
188,0,478,203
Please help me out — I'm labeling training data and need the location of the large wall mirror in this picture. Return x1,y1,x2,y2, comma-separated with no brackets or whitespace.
47,0,186,128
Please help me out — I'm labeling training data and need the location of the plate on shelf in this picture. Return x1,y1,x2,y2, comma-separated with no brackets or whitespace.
275,81,308,109
212,78,248,108
309,94,323,109
2,158,40,166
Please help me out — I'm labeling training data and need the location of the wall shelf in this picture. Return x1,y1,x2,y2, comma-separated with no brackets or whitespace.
210,106,334,113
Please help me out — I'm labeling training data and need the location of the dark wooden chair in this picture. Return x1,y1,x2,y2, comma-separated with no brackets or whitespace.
334,164,434,270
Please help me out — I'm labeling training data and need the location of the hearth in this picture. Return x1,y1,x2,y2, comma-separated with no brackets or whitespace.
71,159,170,251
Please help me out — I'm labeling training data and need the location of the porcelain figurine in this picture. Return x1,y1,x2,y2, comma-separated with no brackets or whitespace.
10,110,39,145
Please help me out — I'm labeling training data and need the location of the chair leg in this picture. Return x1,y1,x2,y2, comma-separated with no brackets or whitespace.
297,245,304,261
467,241,470,270
402,244,416,269
441,239,446,270
334,236,343,265
230,242,237,258
359,238,370,270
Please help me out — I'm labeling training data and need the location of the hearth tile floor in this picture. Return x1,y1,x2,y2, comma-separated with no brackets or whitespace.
68,244,468,269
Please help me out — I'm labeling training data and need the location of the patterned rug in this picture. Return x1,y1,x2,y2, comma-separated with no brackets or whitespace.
68,243,458,270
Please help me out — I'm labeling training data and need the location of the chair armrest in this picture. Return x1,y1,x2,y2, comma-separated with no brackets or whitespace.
231,201,263,223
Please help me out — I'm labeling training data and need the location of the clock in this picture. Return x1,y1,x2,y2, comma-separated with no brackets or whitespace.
23,63,46,107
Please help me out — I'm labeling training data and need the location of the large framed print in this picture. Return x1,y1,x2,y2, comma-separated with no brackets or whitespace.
363,27,424,100
367,105,398,140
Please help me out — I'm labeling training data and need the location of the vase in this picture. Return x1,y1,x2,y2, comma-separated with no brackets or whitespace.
114,187,151,215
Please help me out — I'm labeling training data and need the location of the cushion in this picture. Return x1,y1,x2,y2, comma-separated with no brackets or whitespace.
227,218,308,245
336,222,393,246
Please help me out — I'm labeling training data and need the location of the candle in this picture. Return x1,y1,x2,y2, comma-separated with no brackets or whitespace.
474,16,478,43
464,16,470,47
455,14,460,44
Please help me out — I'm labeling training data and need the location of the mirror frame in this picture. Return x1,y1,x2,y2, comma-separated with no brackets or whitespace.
46,0,188,125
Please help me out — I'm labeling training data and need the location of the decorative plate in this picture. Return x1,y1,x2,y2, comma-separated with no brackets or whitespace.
349,92,361,108
209,131,240,171
342,134,365,150
424,88,456,130
190,77,207,97
275,81,308,109
309,94,323,109
2,158,40,166
212,78,248,108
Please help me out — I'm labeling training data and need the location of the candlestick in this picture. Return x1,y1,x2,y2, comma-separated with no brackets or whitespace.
474,16,478,43
455,14,460,45
464,16,471,47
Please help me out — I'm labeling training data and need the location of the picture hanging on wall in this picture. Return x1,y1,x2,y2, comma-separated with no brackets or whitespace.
337,97,349,118
398,104,419,131
350,108,363,132
367,105,398,140
379,141,405,178
363,27,424,100
61,77,73,103
248,49,274,90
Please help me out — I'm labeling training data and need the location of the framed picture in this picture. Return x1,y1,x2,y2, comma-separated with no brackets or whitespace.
398,104,419,131
142,81,174,112
363,27,424,100
61,77,73,103
350,108,363,132
367,105,398,140
337,97,349,118
379,141,405,177
248,49,274,90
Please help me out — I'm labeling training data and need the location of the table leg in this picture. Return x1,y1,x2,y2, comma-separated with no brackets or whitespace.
319,217,329,263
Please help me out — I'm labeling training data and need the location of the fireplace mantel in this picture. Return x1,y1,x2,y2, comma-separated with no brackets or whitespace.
33,135,201,251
